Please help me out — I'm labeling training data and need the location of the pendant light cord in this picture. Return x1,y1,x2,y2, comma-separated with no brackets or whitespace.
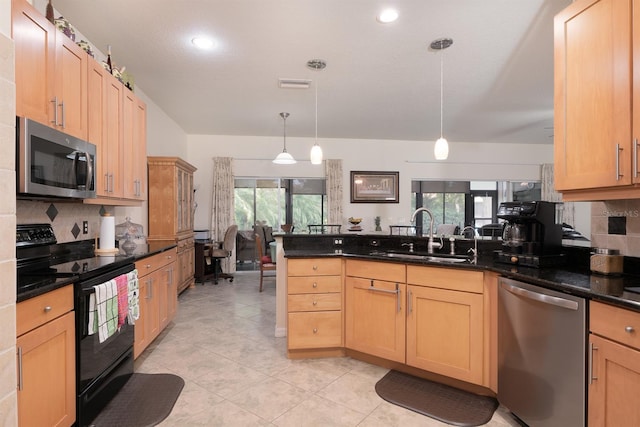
315,81,318,142
439,41,444,139
283,115,288,152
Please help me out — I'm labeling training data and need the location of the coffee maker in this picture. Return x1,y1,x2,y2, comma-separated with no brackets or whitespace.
495,201,564,267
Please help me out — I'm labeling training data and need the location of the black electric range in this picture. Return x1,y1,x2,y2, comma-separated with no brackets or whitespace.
16,224,133,301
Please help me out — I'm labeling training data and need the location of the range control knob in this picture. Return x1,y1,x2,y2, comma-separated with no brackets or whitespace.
510,256,519,264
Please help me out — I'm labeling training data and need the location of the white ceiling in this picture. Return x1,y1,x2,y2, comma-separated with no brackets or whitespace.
51,0,571,144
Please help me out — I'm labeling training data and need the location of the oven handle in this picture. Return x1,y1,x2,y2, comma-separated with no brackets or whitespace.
500,281,579,310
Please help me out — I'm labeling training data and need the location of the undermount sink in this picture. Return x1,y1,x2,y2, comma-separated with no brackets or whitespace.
371,252,470,263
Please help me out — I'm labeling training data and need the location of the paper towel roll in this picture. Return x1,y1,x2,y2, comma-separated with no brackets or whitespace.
100,215,115,250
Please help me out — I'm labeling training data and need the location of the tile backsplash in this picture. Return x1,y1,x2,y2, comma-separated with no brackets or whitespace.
17,200,111,243
591,200,640,256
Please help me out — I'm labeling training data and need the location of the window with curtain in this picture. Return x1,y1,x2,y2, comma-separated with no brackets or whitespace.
234,178,326,231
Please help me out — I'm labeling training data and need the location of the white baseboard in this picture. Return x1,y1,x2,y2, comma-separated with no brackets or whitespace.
274,326,286,338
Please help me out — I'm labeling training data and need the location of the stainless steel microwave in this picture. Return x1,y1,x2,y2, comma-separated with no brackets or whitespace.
17,117,96,199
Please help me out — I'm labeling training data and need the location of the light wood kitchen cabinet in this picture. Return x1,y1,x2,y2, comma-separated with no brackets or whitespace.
345,260,406,363
13,0,88,140
589,301,640,426
87,60,124,198
554,0,640,200
16,285,75,427
134,249,177,358
287,258,343,356
123,91,147,200
406,266,485,385
148,157,197,294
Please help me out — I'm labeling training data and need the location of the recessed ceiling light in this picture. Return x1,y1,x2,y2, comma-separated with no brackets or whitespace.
191,36,215,50
377,9,399,23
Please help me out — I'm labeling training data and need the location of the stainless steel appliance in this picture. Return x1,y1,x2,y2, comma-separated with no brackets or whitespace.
17,117,96,199
495,201,564,267
498,277,586,427
16,224,134,426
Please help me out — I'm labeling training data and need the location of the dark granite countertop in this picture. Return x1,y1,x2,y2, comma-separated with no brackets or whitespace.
283,240,640,312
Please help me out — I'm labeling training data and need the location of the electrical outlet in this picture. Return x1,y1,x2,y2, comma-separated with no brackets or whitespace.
83,221,88,234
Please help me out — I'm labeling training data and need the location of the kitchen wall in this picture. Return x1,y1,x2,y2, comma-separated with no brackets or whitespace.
187,134,553,232
0,4,17,424
592,200,640,256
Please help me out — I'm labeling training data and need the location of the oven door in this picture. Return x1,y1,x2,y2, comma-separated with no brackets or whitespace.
76,265,135,393
76,264,135,426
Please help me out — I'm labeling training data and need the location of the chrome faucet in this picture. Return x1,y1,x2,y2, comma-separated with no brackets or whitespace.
410,207,441,254
461,226,478,264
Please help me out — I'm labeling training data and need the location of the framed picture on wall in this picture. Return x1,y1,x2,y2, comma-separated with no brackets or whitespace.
350,171,399,203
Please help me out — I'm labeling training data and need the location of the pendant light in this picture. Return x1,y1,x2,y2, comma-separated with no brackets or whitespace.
273,112,296,164
307,59,326,165
431,38,453,160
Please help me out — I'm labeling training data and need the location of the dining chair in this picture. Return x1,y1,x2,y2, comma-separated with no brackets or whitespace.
255,233,276,292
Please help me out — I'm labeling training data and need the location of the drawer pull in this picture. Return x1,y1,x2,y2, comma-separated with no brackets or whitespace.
313,328,318,334
312,265,318,271
312,282,317,288
44,306,52,313
312,300,317,306
625,326,635,333
146,264,152,269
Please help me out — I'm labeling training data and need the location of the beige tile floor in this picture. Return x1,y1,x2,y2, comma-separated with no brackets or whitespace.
135,271,523,427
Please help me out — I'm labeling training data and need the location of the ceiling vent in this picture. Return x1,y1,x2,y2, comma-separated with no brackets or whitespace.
278,78,311,89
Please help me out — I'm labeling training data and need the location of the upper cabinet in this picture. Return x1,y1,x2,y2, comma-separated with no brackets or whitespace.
554,0,640,201
13,0,88,140
12,0,147,205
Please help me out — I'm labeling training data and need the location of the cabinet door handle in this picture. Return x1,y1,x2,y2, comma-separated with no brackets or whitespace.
367,281,401,312
408,289,413,314
313,328,318,334
634,138,639,178
17,347,23,391
43,306,52,313
616,143,623,181
51,96,58,126
589,342,598,384
104,173,109,192
625,326,635,333
60,100,66,129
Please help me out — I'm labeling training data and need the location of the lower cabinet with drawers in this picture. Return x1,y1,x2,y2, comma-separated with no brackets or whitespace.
134,248,178,358
16,285,76,427
286,257,343,358
589,301,640,426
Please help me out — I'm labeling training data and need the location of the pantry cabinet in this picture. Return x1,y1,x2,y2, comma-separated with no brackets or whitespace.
287,258,343,356
134,249,177,358
13,0,88,140
554,0,640,200
148,157,197,294
16,285,75,427
589,301,640,426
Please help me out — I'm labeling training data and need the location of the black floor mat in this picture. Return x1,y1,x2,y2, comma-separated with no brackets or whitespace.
375,370,498,427
90,373,184,427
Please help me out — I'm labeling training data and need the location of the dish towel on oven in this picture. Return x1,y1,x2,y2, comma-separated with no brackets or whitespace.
127,269,139,324
88,280,119,343
115,274,129,329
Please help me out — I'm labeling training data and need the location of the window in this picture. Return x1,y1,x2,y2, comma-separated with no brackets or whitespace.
234,178,326,232
412,180,502,233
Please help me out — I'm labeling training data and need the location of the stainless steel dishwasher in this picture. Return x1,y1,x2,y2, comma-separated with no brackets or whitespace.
498,277,586,427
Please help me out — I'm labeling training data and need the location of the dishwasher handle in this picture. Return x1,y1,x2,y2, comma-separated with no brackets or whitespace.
500,281,579,311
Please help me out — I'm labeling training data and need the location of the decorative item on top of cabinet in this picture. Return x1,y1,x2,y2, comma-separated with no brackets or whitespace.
13,0,88,140
554,0,640,201
147,157,197,294
287,257,343,358
589,301,640,426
